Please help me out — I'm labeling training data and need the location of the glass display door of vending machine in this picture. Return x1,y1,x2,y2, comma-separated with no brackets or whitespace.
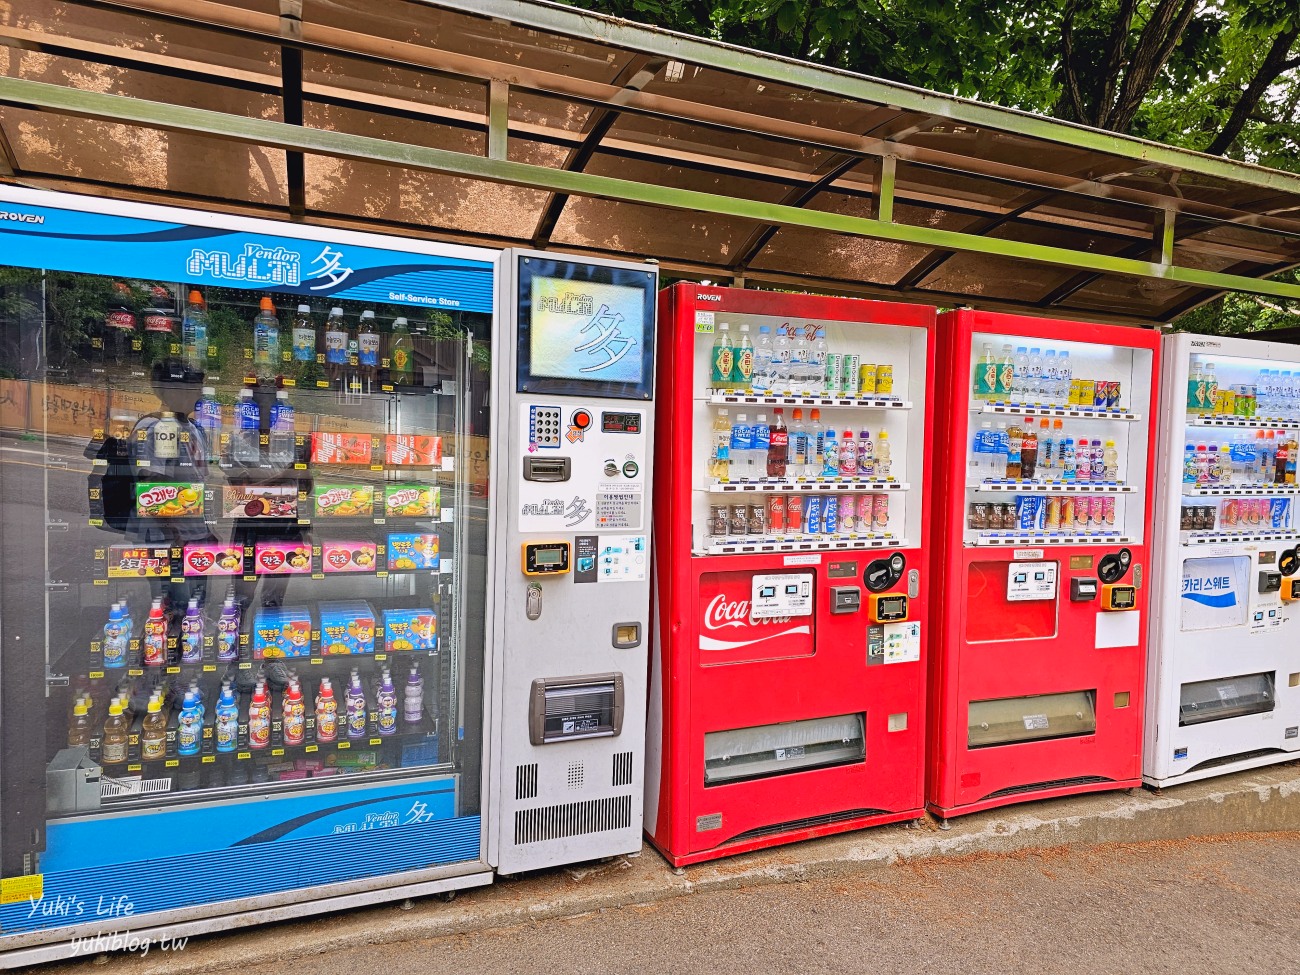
0,188,497,961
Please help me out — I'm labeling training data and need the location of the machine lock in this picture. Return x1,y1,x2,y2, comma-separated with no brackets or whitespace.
1101,584,1137,611
869,592,909,623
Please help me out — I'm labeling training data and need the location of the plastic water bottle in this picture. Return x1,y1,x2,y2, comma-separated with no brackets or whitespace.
839,429,857,477
752,326,774,393
404,666,424,725
1259,369,1277,417
269,389,295,465
179,290,207,371
1042,350,1058,406
1282,371,1297,420
291,304,316,363
730,413,753,480
773,327,793,392
253,296,280,380
181,598,204,663
1027,348,1045,404
103,602,128,669
710,409,732,480
1057,351,1072,406
1011,346,1030,402
973,343,997,401
789,408,809,478
233,386,260,463
876,430,891,480
1061,438,1076,482
194,386,223,463
177,691,202,757
710,322,734,386
811,329,829,397
1182,443,1197,484
971,422,991,481
753,414,772,480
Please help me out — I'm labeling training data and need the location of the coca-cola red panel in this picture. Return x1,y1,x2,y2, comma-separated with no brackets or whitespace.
646,283,936,867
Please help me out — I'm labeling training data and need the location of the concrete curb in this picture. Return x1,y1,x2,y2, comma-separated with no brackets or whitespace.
44,761,1300,973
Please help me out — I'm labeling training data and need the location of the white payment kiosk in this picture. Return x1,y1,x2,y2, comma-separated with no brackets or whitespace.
488,250,657,873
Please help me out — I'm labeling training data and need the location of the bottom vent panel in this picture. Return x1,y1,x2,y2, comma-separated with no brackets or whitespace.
514,794,633,846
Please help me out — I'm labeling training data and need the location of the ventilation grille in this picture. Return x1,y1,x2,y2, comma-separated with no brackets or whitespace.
1187,748,1286,775
983,775,1112,801
567,762,585,790
613,751,634,787
515,763,538,800
100,776,172,799
722,808,890,847
513,795,633,846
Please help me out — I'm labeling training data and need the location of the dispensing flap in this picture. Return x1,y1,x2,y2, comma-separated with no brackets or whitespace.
704,713,865,786
968,690,1097,748
1179,672,1275,726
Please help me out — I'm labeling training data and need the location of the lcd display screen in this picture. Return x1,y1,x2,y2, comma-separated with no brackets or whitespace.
516,256,656,399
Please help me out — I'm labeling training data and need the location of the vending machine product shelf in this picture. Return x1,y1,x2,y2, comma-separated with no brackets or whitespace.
929,310,1160,819
1145,332,1300,787
646,284,935,866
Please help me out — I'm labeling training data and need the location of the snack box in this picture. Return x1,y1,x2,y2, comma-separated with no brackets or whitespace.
182,543,244,577
254,541,312,575
106,545,172,578
321,540,378,573
384,483,439,518
386,532,440,571
135,482,204,518
252,605,313,658
222,483,297,519
383,609,438,653
311,432,375,465
385,435,441,467
318,600,376,656
313,483,375,518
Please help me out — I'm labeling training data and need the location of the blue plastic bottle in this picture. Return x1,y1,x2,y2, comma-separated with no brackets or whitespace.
194,386,223,463
233,387,261,463
821,425,840,478
103,602,129,669
177,691,202,756
215,684,239,753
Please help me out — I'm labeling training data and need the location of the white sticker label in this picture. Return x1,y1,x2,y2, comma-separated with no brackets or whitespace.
882,620,921,664
1014,548,1045,560
694,311,716,332
784,553,821,566
1023,714,1050,730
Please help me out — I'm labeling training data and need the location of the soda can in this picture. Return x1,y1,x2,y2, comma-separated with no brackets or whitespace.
1076,380,1095,408
1101,495,1116,527
824,353,843,396
1247,499,1262,527
873,492,890,531
840,496,856,534
1000,503,1017,529
857,494,873,529
1016,495,1041,532
823,495,839,534
843,354,861,397
1059,495,1075,529
1045,495,1062,531
1068,379,1082,405
1107,381,1122,409
748,502,767,535
969,502,989,530
729,503,749,536
876,364,894,396
767,494,787,533
1074,495,1091,530
1217,386,1235,416
1221,497,1240,527
802,495,822,535
1206,504,1222,530
1092,381,1107,408
786,495,804,534
858,363,878,396
1180,506,1193,531
709,504,728,537
1271,497,1290,529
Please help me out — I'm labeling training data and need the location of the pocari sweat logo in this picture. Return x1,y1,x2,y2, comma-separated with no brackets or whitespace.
1181,571,1237,608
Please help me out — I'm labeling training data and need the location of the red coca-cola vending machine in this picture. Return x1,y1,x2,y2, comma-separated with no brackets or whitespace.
645,284,935,866
928,310,1159,820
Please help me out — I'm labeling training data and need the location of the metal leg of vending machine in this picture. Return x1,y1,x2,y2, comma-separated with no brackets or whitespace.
1145,332,1300,787
488,250,658,874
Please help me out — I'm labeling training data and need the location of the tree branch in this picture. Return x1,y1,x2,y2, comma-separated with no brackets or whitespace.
1206,25,1300,155
1059,0,1088,122
1107,0,1199,132
1097,0,1139,127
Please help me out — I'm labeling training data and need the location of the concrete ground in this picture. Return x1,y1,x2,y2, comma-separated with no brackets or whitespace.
30,761,1300,973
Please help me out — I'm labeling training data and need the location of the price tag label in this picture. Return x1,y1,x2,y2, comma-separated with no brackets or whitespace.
165,759,179,768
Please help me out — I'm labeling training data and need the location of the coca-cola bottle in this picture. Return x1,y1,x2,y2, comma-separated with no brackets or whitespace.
767,408,789,478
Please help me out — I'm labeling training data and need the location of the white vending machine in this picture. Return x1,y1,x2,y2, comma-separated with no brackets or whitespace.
1146,331,1300,787
488,250,657,873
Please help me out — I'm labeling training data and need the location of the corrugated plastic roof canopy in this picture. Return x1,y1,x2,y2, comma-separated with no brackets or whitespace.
1,0,1299,323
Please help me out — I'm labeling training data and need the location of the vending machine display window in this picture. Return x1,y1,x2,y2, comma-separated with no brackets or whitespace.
0,188,497,956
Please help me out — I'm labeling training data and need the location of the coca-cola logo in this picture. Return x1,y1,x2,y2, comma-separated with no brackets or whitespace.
139,486,179,507
704,594,792,630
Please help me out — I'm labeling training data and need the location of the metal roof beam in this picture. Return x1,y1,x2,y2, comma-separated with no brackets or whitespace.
1,77,1298,310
